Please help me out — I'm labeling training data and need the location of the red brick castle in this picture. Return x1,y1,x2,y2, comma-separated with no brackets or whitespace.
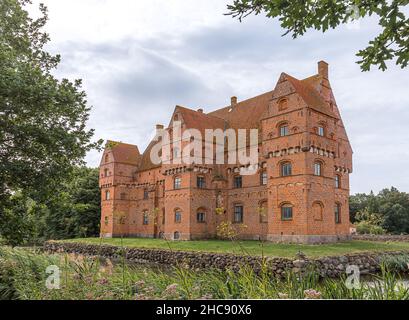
99,61,353,243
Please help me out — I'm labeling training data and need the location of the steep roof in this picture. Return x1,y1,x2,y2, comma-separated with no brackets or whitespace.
175,106,227,133
208,90,274,130
138,139,161,172
106,141,141,165
285,73,339,119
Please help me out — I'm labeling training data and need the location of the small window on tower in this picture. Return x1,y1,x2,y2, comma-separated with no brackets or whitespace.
105,190,110,200
174,177,182,189
318,126,325,137
279,124,289,137
281,162,292,177
260,171,268,185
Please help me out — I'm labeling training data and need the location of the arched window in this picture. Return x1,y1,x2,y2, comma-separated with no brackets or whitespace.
174,176,182,189
174,231,180,240
260,171,268,185
105,154,109,163
281,162,292,177
175,210,182,223
233,204,244,223
197,209,206,223
314,161,323,176
143,188,149,199
335,175,341,189
335,203,341,224
233,175,242,188
312,201,323,221
281,203,293,221
143,211,149,225
279,123,289,137
105,190,110,200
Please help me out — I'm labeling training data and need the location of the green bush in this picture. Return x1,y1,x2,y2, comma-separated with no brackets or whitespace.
356,221,385,235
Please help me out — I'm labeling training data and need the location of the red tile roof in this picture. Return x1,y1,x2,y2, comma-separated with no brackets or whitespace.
105,70,338,172
106,140,141,165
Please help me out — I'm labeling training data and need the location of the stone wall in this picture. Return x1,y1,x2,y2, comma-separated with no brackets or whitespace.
44,241,409,278
353,234,409,242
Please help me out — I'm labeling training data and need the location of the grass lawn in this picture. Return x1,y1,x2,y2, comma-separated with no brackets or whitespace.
61,238,409,258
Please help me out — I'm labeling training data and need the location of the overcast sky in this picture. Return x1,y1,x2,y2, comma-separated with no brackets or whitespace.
29,0,409,195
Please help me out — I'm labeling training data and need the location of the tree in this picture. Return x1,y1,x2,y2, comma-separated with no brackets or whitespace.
0,0,101,207
350,187,409,235
227,0,409,71
41,167,101,240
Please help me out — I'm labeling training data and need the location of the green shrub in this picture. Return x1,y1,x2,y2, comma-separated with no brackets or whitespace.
356,221,386,235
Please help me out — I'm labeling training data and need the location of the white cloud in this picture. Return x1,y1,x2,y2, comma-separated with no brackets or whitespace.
28,0,409,194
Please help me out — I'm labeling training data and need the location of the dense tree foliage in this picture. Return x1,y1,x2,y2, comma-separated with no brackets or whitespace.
0,167,101,246
350,187,409,234
0,0,101,206
0,0,102,245
227,0,409,71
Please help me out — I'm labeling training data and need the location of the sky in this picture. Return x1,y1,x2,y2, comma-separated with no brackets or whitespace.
28,0,409,195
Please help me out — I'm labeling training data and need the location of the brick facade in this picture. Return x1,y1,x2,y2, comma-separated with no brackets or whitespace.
99,61,353,243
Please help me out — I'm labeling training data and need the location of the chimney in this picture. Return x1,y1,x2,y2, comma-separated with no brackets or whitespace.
231,96,237,107
318,61,329,79
197,108,203,113
156,124,164,134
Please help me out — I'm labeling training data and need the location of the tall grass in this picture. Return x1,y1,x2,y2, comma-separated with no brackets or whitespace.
1,246,409,300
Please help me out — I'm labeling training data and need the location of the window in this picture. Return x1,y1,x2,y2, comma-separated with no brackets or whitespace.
174,177,181,189
174,231,180,240
143,211,149,225
233,205,244,223
260,171,268,185
314,162,322,176
105,190,110,200
143,188,149,199
120,192,127,200
335,175,341,189
318,126,325,137
335,204,341,224
105,154,109,163
197,212,206,223
281,204,293,221
104,168,109,177
175,210,182,223
104,216,109,226
162,208,165,225
233,176,242,188
281,162,292,177
279,125,289,137
197,176,205,189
